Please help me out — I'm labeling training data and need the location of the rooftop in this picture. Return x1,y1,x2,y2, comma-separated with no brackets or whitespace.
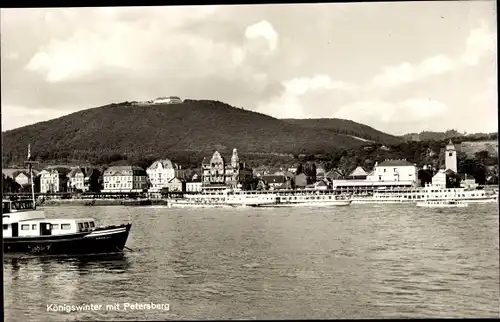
378,159,415,167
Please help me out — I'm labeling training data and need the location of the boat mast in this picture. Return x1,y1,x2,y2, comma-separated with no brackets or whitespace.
23,144,39,209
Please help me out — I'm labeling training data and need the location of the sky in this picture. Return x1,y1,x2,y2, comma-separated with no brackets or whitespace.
1,2,497,135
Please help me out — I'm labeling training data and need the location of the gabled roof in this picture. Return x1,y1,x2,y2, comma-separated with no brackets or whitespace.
148,159,179,170
168,177,185,183
378,159,414,167
349,166,368,177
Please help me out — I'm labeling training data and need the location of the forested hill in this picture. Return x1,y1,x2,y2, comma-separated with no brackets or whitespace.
2,100,398,168
282,118,402,145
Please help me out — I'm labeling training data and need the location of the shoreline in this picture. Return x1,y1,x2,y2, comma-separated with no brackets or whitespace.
40,199,168,207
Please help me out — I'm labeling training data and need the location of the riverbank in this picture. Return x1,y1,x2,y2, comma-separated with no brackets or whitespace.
40,199,169,207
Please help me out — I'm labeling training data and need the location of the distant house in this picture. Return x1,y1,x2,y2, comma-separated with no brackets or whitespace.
67,168,86,192
348,166,368,180
432,168,457,188
186,177,203,193
324,170,343,180
67,167,101,192
295,173,308,189
103,165,148,192
147,159,185,192
166,177,186,192
39,167,71,193
459,173,477,189
153,96,183,104
261,175,287,189
3,168,39,187
367,159,418,184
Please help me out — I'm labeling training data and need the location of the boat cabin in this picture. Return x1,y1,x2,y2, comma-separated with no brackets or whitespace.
2,199,99,238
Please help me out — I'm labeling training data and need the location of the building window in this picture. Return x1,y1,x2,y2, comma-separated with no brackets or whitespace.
449,152,453,157
3,224,8,230
52,224,59,230
61,224,71,230
21,224,30,230
32,224,37,230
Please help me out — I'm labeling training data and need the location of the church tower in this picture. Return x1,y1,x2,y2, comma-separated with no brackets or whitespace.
231,148,239,169
445,139,457,173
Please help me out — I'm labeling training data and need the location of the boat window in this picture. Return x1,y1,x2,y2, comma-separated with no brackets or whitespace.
3,224,8,230
78,223,84,230
61,224,71,230
84,222,90,228
52,224,60,230
89,222,95,228
32,224,37,230
21,224,30,230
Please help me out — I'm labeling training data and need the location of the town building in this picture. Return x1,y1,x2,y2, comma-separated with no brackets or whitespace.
186,177,203,193
147,159,185,192
445,139,458,172
165,177,186,192
201,148,254,189
347,166,368,180
67,167,101,192
39,167,71,193
102,165,148,192
366,159,418,185
459,173,477,189
3,168,39,187
261,175,287,190
153,96,183,104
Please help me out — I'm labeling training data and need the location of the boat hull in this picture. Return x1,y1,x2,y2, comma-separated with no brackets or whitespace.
260,200,352,207
3,223,132,255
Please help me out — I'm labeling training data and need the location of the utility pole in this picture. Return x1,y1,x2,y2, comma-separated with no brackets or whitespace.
23,144,39,209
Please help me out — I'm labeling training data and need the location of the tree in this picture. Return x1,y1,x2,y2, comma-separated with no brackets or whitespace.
296,164,304,175
446,172,461,188
418,169,433,187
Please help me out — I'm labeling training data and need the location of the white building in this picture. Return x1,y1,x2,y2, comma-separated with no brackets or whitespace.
39,167,71,193
366,159,419,185
67,168,86,191
432,169,447,188
153,96,183,104
102,166,148,192
445,139,457,172
146,159,185,192
186,181,203,192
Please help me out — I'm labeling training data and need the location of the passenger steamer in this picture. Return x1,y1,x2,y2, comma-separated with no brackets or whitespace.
2,146,132,255
351,184,497,204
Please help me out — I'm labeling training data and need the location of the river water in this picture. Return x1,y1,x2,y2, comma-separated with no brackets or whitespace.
3,203,499,320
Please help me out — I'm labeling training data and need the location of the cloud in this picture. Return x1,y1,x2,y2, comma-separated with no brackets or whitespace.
334,98,449,129
460,20,496,66
23,7,246,83
371,54,456,88
244,20,279,53
257,75,357,118
370,21,496,90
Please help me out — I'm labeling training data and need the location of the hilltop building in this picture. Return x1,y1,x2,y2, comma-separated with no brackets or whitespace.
153,96,183,104
201,148,254,189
